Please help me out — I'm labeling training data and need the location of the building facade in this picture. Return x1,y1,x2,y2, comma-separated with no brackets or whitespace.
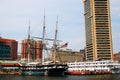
83,0,113,61
80,49,86,61
114,52,120,63
50,49,83,64
21,39,43,61
0,38,18,60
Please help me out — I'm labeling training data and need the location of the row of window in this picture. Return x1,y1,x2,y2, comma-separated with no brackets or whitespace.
86,57,94,61
96,16,108,20
96,32,109,34
95,0,107,1
95,1,107,6
97,42,110,44
95,8,108,14
96,22,108,26
96,29,109,33
0,54,10,57
98,54,111,58
96,33,109,36
97,51,111,54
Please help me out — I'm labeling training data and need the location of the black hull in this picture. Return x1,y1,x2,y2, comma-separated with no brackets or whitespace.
20,64,67,76
46,67,66,76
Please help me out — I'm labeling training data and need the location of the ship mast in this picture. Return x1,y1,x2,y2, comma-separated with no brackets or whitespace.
27,20,31,64
53,17,58,64
42,10,46,65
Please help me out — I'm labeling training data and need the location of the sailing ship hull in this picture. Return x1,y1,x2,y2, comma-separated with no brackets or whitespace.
20,64,67,76
22,70,45,76
47,68,66,76
22,68,66,76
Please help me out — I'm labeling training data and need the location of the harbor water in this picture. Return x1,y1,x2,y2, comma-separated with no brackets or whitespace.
0,74,120,80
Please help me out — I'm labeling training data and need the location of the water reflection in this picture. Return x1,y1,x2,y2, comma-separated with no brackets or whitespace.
0,74,120,80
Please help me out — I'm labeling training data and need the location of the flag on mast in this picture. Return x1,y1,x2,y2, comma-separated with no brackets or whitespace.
60,42,68,48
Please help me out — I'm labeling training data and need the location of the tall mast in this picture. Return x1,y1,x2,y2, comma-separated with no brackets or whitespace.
54,16,58,44
42,9,46,65
28,20,31,40
42,9,46,42
53,16,58,63
27,20,31,64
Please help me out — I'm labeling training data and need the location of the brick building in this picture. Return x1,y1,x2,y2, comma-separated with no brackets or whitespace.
21,39,43,61
50,49,83,64
0,37,18,60
114,52,120,63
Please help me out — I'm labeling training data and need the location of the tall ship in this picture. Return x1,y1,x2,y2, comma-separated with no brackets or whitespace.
20,62,67,76
67,60,120,75
20,15,67,76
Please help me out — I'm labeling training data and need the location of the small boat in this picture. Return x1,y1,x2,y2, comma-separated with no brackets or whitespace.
67,60,120,75
0,61,21,75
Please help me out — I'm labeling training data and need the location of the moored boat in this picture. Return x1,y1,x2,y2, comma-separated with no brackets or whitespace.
67,60,120,75
20,62,67,76
20,14,67,76
0,60,21,75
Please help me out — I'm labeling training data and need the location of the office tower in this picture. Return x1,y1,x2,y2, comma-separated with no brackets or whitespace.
83,0,113,61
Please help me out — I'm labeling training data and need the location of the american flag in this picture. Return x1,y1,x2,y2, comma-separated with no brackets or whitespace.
60,42,68,48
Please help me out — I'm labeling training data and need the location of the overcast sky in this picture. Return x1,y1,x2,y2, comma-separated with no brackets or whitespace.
0,0,120,53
